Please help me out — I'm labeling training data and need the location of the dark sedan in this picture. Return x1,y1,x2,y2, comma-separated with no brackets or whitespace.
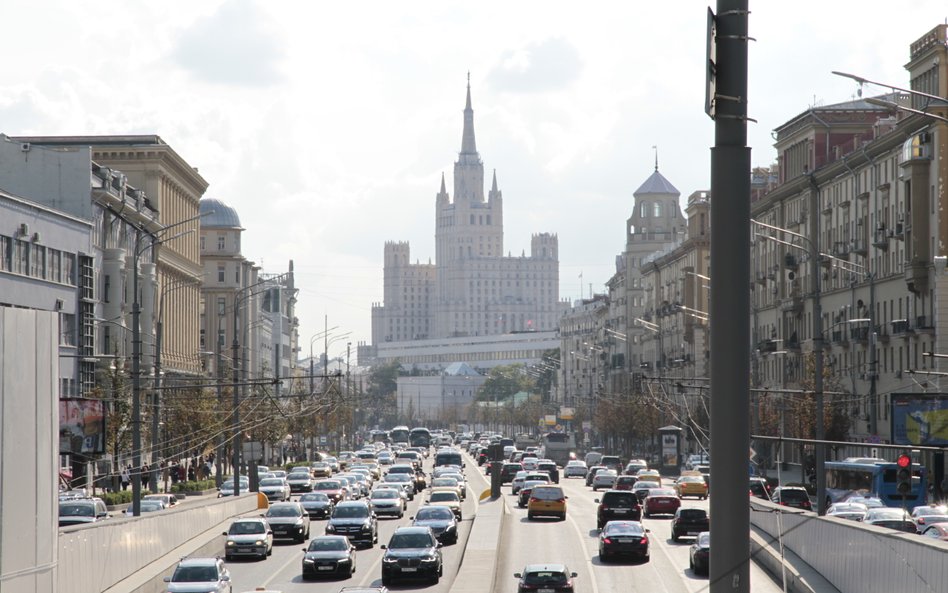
599,520,650,562
671,507,710,542
301,535,356,579
411,505,459,545
299,492,334,519
689,531,710,575
381,526,444,586
324,501,378,547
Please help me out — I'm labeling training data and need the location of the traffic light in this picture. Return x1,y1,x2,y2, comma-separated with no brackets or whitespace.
896,453,912,496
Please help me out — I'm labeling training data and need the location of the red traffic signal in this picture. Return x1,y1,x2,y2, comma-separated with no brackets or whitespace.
897,454,911,468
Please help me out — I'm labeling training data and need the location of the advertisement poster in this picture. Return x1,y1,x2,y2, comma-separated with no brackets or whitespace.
662,433,679,467
59,398,106,454
891,394,948,446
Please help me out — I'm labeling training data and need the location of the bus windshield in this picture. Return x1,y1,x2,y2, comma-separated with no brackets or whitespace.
390,426,410,444
410,427,432,447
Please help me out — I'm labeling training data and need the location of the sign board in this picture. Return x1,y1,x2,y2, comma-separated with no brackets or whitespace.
582,421,592,431
662,433,679,468
891,394,948,446
559,407,575,420
59,398,106,454
544,414,557,426
242,441,263,461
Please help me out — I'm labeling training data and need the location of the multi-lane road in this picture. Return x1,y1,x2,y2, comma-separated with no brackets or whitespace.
222,451,788,592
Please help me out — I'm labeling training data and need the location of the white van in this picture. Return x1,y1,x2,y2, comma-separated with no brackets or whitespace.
584,451,603,467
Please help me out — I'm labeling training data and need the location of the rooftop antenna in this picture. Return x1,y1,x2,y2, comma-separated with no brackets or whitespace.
652,145,659,171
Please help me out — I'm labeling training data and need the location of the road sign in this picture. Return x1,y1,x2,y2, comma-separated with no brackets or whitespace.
554,424,563,432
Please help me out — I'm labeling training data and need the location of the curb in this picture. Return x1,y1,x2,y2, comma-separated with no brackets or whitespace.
452,494,507,593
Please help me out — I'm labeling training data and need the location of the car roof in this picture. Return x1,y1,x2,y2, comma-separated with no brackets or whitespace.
393,526,433,534
336,500,370,507
177,557,220,567
523,563,568,573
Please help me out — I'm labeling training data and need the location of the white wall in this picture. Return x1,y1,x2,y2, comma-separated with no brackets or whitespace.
0,308,59,592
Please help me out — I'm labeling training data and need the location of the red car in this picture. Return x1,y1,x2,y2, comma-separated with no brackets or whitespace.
614,476,638,491
642,488,681,518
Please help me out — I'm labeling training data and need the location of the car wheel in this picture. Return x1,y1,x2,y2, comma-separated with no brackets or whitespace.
527,512,534,520
672,531,679,542
267,544,273,556
600,549,608,562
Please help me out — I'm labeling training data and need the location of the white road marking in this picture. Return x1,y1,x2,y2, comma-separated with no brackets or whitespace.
565,511,601,593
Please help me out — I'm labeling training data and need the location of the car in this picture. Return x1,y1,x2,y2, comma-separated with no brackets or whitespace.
911,504,948,532
513,563,577,593
614,475,638,491
500,462,524,483
595,490,641,527
636,469,661,482
671,507,710,542
382,473,416,500
685,453,711,470
314,479,350,504
426,490,463,519
585,465,608,487
511,470,530,494
287,471,315,493
675,475,708,499
521,457,540,471
430,477,464,501
536,461,560,483
748,477,771,500
58,498,110,526
826,502,868,522
770,486,812,511
264,502,311,542
631,480,661,504
258,478,291,502
218,477,250,498
269,470,288,479
844,495,885,508
624,460,648,475
519,479,552,508
689,531,711,575
863,508,916,532
323,456,341,472
600,455,622,472
143,493,178,507
124,499,165,515
412,505,459,544
642,488,681,517
369,488,405,518
563,460,588,478
336,475,363,499
438,471,467,496
325,500,378,547
301,535,357,579
311,462,333,478
921,523,948,541
527,485,567,520
599,520,650,562
163,557,231,593
591,470,618,491
299,492,335,519
380,526,443,585
223,518,273,561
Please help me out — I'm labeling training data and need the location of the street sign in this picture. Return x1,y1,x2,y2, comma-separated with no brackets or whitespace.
544,415,557,426
554,424,563,432
559,407,575,420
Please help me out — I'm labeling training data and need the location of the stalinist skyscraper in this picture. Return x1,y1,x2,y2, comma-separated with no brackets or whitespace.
371,80,561,346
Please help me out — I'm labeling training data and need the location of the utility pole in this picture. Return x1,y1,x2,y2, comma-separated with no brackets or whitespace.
707,2,750,593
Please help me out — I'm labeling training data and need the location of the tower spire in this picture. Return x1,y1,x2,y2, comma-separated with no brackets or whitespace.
440,172,447,194
460,73,477,154
653,145,659,171
491,169,498,192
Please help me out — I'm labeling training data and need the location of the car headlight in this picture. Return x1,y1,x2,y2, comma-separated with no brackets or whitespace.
383,556,398,563
325,524,336,532
422,553,439,562
295,518,304,526
226,540,236,546
255,540,264,546
303,557,315,564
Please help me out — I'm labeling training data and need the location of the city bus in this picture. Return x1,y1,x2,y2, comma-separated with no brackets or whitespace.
390,425,410,445
371,430,390,444
409,427,432,448
825,458,928,510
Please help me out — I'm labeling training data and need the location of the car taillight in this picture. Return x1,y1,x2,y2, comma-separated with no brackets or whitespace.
601,505,610,510
556,498,566,503
640,535,648,544
602,537,612,544
530,497,539,503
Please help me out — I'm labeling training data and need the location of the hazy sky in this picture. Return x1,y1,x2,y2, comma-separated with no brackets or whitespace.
3,1,946,357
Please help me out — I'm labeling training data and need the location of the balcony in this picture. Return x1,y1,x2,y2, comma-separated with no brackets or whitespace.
830,330,849,346
849,326,870,342
850,238,867,257
832,241,851,259
872,227,890,250
780,295,804,314
891,319,911,335
916,315,934,334
875,324,890,343
757,339,779,354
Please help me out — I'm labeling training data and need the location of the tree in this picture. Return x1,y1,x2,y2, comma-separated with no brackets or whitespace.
477,364,533,404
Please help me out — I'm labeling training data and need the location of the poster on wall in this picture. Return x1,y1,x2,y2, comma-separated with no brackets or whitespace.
662,433,678,467
891,394,948,446
59,398,106,454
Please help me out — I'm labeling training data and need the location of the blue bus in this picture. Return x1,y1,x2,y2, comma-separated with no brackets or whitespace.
390,426,410,445
825,458,928,510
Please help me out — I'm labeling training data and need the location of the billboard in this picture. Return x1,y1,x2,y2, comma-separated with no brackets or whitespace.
891,394,948,446
59,398,106,454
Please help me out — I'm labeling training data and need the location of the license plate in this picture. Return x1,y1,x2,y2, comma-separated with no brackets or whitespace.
402,567,418,572
617,538,632,542
615,509,628,514
539,589,554,593
318,566,334,571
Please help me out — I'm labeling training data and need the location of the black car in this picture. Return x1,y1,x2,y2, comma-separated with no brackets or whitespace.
301,535,356,579
324,501,378,548
599,520,650,562
299,492,334,519
513,563,577,593
380,526,444,585
595,490,641,528
671,507,710,542
770,486,813,511
500,463,524,484
689,531,710,575
537,461,560,484
411,505,459,544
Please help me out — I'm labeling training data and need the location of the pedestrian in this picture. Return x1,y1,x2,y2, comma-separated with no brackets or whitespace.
142,464,150,491
187,464,195,482
121,465,130,491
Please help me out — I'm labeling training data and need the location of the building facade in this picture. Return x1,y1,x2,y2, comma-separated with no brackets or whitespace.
371,82,564,348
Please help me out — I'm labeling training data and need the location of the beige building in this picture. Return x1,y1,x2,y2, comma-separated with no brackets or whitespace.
371,82,564,351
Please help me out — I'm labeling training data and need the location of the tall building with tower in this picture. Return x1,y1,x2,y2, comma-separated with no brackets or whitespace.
370,80,563,353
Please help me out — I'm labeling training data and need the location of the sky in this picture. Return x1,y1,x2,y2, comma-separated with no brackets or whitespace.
3,1,946,359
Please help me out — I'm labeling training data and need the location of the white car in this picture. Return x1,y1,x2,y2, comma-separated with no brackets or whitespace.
223,517,273,560
258,477,291,502
564,460,588,478
591,470,618,491
164,557,231,593
511,471,530,494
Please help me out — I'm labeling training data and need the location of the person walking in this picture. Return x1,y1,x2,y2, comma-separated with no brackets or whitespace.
142,463,151,491
121,465,131,491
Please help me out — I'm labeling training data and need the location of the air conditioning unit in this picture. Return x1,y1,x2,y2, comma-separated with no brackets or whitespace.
20,142,30,152
18,223,29,237
32,232,41,243
54,299,65,311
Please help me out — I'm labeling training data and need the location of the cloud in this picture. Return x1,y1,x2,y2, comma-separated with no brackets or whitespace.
170,0,284,86
487,37,583,92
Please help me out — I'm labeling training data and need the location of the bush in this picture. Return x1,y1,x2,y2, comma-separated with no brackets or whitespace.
101,490,133,506
170,479,217,493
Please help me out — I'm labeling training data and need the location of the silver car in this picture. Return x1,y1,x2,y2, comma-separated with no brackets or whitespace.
163,557,231,593
223,518,273,560
592,470,619,491
259,477,291,502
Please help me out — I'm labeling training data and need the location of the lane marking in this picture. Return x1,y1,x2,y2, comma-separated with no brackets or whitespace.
565,511,601,593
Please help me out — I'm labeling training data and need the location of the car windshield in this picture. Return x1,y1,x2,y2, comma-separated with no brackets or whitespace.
604,522,643,535
316,481,342,490
602,493,636,506
389,532,434,549
597,471,617,478
430,492,459,502
334,506,369,518
308,538,348,551
416,507,453,521
172,565,218,582
531,487,564,501
634,481,659,490
649,489,676,497
300,493,329,502
678,509,708,520
432,478,458,487
60,503,95,517
230,521,265,534
775,490,808,502
680,476,703,483
266,506,301,517
524,571,568,585
372,490,398,499
386,475,410,483
260,479,284,487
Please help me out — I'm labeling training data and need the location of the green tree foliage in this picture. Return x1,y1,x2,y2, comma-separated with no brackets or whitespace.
476,364,533,403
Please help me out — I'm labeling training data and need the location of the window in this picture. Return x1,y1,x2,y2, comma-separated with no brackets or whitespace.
640,203,647,218
235,266,240,282
62,253,76,285
200,236,205,251
30,245,45,278
218,329,225,347
217,264,225,283
0,235,11,271
49,249,61,282
653,202,663,217
217,297,226,316
16,242,29,275
217,235,225,250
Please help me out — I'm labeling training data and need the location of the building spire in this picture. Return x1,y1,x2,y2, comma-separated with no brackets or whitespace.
460,73,477,154
491,169,498,192
440,172,447,194
653,145,659,171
